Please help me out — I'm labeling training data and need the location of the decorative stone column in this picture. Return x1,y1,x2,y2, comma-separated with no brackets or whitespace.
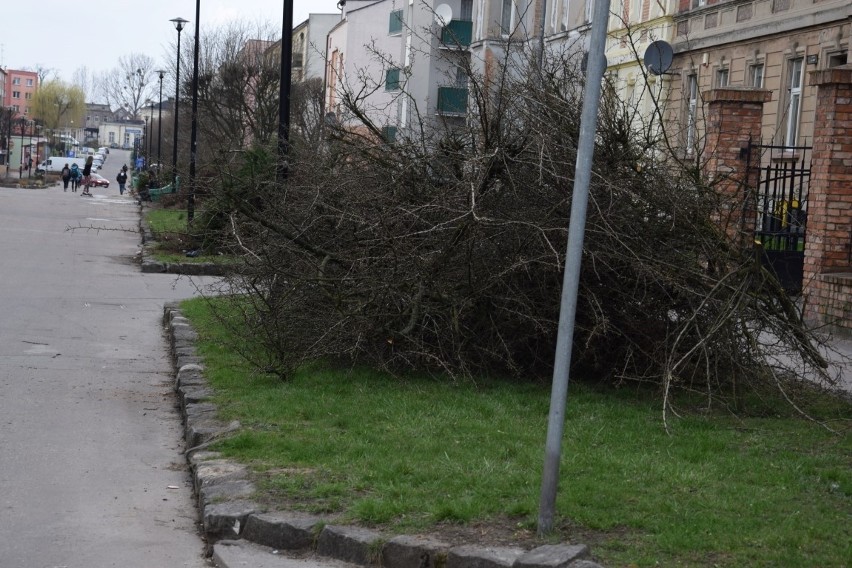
703,88,772,247
803,65,852,332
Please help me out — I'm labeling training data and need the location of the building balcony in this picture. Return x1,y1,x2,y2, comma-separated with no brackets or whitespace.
437,87,468,115
440,20,473,49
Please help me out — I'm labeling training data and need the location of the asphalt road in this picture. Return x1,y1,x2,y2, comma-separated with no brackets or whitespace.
0,149,212,567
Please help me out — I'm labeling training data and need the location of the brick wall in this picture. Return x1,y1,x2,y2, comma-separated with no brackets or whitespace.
703,88,772,246
803,66,852,332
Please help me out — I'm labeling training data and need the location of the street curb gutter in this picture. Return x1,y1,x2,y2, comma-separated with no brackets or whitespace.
163,303,604,568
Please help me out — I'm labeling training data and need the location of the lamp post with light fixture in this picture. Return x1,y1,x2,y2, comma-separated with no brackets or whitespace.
155,70,167,170
187,0,201,223
170,16,188,185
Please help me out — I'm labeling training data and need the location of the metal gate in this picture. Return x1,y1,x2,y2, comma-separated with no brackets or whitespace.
746,141,811,294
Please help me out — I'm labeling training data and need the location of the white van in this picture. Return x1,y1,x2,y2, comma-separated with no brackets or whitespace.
37,157,88,174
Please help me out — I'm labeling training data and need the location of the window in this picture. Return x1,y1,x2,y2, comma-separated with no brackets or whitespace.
389,9,403,34
749,63,764,87
109,132,115,144
685,74,698,153
716,68,729,87
12,91,20,99
501,0,513,35
827,52,848,68
381,126,397,143
455,66,468,87
692,0,706,7
12,78,20,85
386,67,401,91
25,93,32,100
460,0,473,20
26,79,33,86
784,58,803,146
631,0,642,23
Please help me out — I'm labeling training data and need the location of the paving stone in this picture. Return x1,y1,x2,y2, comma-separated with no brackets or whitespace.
199,479,257,506
316,525,383,566
194,460,250,488
203,500,260,538
242,512,326,551
447,545,525,568
514,544,589,568
141,259,166,273
382,534,450,568
179,385,214,405
213,539,360,568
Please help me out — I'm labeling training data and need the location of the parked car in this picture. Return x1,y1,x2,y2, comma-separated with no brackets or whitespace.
89,173,109,188
92,159,104,170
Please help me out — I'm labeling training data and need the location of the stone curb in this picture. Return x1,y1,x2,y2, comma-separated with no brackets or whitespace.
138,204,230,276
163,304,604,568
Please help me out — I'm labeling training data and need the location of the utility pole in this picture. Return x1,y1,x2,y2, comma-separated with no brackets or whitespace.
537,0,612,536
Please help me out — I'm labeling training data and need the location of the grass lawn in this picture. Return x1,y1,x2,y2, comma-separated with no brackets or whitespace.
180,297,852,568
145,208,233,264
146,208,189,237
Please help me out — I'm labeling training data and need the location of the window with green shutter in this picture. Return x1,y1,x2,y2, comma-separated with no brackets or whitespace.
389,10,403,34
386,68,401,91
381,126,397,143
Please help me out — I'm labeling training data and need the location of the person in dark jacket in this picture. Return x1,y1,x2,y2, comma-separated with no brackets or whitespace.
81,156,93,196
116,166,128,195
61,164,71,191
69,163,81,192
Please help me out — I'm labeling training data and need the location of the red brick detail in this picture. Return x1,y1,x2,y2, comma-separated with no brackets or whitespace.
802,69,852,331
703,88,769,246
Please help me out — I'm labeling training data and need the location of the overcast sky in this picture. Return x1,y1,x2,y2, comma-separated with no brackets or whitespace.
2,0,342,81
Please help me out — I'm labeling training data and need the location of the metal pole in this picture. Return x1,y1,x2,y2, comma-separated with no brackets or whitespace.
157,71,165,170
149,103,154,160
187,0,201,223
19,119,24,176
536,0,547,74
277,0,294,181
537,0,611,536
171,18,187,185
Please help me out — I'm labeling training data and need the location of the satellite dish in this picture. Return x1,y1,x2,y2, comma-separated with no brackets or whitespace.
644,40,674,75
434,3,453,26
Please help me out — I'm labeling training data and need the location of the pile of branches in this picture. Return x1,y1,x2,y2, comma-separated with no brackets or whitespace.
202,50,830,410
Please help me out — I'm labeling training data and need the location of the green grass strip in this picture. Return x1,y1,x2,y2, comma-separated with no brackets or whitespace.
180,297,852,567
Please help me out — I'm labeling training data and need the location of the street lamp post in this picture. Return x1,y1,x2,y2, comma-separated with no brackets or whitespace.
187,0,201,224
18,118,26,177
170,17,188,185
155,70,166,172
144,116,149,166
149,102,155,161
35,124,42,173
278,0,295,181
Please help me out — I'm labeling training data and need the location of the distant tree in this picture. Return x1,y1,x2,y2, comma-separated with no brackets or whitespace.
31,80,85,132
97,53,157,117
72,67,98,103
34,65,56,84
193,21,281,152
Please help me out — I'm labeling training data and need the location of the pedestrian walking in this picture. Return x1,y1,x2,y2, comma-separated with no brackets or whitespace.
61,164,71,191
81,156,93,197
69,163,80,192
116,166,128,195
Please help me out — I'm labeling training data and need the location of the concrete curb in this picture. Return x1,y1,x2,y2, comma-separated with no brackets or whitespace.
163,304,604,568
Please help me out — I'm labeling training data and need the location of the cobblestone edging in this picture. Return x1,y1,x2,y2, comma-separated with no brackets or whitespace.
163,303,604,568
139,205,229,276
